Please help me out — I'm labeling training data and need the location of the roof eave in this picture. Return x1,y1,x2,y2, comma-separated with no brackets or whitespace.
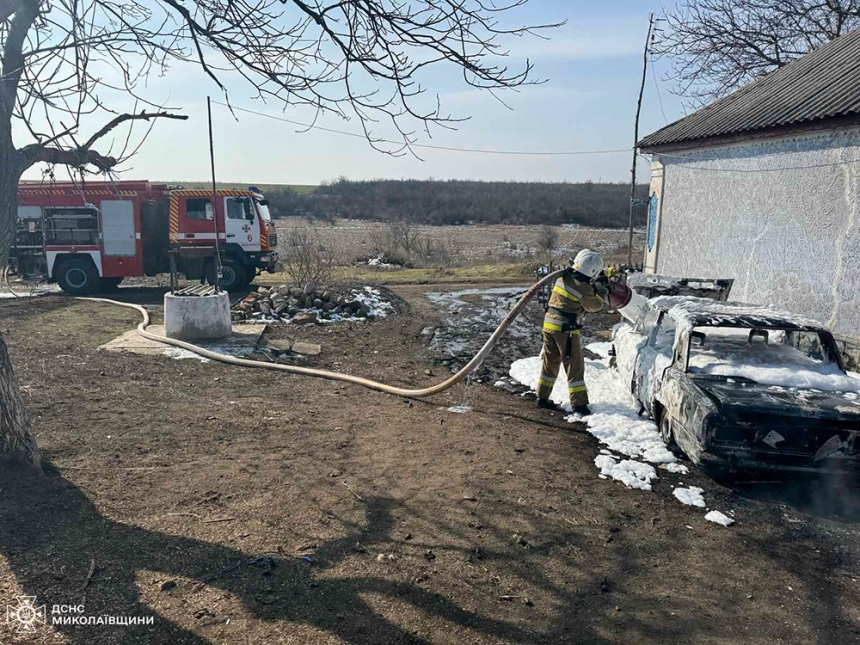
638,113,860,154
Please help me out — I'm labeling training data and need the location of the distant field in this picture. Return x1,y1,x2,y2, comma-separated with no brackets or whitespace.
274,218,646,268
161,181,317,194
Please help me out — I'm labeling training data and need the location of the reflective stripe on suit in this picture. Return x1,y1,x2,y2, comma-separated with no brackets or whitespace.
538,274,603,407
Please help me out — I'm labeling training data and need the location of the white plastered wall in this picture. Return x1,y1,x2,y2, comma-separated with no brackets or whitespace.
645,126,860,344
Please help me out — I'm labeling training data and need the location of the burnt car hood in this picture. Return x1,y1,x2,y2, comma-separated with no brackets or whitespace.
692,378,860,420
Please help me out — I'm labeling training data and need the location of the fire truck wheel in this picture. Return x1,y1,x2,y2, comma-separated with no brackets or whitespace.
56,258,100,295
206,258,246,292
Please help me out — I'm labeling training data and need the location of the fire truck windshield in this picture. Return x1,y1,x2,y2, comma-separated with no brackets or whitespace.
255,200,272,223
247,186,272,223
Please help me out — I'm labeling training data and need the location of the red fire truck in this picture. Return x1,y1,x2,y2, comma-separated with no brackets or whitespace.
11,181,279,294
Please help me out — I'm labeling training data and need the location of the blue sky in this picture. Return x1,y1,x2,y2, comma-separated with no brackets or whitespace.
20,1,687,185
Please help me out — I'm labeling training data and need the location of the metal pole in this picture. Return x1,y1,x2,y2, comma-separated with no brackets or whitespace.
207,96,223,292
628,12,654,267
169,251,178,293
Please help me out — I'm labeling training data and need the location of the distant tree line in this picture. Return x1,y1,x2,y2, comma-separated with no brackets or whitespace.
265,178,649,228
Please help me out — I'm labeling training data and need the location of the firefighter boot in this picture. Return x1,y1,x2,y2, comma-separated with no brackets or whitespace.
537,398,561,411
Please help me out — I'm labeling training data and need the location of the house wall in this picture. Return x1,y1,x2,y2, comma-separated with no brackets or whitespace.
646,126,860,352
644,158,664,272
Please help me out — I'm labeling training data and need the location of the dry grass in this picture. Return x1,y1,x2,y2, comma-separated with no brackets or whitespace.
274,218,645,269
258,262,536,286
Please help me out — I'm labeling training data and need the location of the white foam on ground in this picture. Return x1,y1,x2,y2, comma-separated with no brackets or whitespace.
0,283,62,298
352,287,395,317
594,454,658,491
163,341,259,363
367,255,401,269
661,462,690,474
247,286,394,324
163,347,211,362
447,405,472,413
673,486,706,507
509,347,678,466
510,342,688,489
705,510,735,526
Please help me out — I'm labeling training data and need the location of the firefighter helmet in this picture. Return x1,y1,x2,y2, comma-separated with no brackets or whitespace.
571,249,604,278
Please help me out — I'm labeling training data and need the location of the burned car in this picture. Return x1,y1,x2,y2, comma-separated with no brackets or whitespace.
611,296,860,476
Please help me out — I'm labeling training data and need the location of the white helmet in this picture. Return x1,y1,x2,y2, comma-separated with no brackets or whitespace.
572,249,604,278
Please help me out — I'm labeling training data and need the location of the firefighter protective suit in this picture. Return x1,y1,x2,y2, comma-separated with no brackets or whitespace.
538,272,604,407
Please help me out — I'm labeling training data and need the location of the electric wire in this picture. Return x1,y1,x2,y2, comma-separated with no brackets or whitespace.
650,56,668,125
212,101,630,157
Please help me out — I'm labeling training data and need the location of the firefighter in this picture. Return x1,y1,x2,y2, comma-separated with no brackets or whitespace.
537,249,607,416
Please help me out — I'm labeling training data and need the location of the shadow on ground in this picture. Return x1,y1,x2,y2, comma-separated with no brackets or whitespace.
0,466,550,644
730,474,860,523
3,462,856,644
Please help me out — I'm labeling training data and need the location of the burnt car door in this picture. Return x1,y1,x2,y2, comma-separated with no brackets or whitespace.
632,310,676,417
656,330,718,464
612,303,653,398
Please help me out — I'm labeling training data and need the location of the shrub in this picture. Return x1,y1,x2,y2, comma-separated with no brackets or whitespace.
536,225,558,257
280,227,337,287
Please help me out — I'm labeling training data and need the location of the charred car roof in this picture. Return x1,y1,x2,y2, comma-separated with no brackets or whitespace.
648,296,829,333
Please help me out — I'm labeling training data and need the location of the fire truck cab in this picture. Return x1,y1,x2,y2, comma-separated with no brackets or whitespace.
13,181,279,294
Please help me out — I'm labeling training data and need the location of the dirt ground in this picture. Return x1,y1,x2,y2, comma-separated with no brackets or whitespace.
0,281,859,645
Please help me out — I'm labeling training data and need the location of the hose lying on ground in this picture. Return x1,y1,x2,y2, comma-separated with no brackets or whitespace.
3,267,567,398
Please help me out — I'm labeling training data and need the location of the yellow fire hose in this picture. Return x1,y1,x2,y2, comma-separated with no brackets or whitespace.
4,267,566,398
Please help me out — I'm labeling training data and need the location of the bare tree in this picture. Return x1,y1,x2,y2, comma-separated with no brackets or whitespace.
535,225,558,257
0,0,559,468
388,219,423,256
281,226,337,288
655,0,860,104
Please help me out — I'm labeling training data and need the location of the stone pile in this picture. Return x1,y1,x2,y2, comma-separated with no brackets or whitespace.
232,283,373,323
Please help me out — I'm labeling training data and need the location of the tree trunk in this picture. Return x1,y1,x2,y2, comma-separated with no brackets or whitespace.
0,331,41,470
0,140,22,264
0,137,41,470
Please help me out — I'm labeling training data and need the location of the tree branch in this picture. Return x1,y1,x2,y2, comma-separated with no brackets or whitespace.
19,110,187,172
656,0,860,103
80,110,188,150
0,0,39,117
20,145,118,171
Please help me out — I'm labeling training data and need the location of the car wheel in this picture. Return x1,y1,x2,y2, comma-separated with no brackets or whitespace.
56,258,99,295
659,411,678,449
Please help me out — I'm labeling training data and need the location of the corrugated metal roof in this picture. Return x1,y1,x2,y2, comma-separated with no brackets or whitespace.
638,27,860,149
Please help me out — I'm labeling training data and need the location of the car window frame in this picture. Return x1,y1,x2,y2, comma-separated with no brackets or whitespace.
681,325,847,374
